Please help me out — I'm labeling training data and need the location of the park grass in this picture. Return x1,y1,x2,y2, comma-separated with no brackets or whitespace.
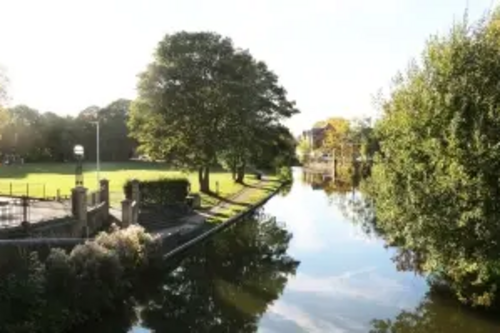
0,162,260,209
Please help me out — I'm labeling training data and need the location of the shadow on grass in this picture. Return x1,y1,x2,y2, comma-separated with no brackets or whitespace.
0,161,174,179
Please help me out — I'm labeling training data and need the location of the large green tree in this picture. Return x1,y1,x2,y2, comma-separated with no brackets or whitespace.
368,10,500,307
218,52,299,182
129,31,298,192
129,32,238,192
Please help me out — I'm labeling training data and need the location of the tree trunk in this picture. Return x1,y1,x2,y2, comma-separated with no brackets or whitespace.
198,167,205,192
231,162,237,181
200,166,210,193
236,162,246,184
204,166,210,193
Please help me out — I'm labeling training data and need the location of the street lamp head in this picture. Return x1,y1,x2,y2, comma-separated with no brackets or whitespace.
74,145,84,157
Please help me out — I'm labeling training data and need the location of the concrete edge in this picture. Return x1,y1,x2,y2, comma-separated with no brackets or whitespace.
162,181,286,261
0,238,85,246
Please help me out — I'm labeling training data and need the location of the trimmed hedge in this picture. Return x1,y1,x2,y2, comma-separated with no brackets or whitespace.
124,177,190,207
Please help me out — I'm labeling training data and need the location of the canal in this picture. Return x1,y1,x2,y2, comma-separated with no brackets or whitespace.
97,168,500,332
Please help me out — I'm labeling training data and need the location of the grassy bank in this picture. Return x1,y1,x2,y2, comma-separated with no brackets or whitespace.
207,177,283,223
0,162,261,208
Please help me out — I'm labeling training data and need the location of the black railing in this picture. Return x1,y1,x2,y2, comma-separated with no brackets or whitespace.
0,197,30,228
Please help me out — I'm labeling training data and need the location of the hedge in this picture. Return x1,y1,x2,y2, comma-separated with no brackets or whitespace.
123,177,190,207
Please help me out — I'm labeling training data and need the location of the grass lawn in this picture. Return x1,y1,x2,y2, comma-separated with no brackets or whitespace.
0,162,261,208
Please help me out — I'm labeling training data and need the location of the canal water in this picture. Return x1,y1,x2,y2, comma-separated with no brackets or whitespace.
125,168,500,332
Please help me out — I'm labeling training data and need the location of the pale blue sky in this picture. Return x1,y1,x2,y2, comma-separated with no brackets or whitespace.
0,0,497,134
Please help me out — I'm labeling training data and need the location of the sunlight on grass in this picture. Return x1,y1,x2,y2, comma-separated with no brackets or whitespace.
207,178,281,224
0,162,265,212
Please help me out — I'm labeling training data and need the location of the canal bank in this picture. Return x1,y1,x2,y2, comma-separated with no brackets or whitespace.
158,177,286,260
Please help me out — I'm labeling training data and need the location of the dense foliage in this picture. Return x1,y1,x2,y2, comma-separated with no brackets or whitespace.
368,11,500,307
129,31,298,192
0,99,136,163
0,225,162,333
124,177,190,207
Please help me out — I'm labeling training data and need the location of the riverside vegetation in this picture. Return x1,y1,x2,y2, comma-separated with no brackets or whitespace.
0,225,164,333
298,8,500,311
366,9,500,309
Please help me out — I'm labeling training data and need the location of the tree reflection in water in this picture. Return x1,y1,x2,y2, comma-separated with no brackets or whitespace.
370,289,500,333
76,211,298,332
139,211,299,332
302,169,500,332
302,169,381,238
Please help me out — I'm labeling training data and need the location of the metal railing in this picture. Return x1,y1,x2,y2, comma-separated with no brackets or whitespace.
0,197,30,228
0,182,71,201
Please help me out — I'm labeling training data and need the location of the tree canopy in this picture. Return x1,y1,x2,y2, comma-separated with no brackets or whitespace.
0,100,135,163
368,10,500,307
129,31,298,192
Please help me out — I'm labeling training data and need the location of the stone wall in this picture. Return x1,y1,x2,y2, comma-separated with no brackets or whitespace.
0,216,77,239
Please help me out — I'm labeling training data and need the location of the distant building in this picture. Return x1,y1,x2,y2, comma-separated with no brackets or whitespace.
301,123,332,150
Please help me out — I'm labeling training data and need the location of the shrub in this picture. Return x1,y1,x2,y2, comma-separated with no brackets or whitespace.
0,225,164,333
277,166,293,183
95,225,163,282
0,250,46,333
124,177,190,207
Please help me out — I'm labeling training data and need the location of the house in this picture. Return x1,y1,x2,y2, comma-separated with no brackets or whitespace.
301,123,332,150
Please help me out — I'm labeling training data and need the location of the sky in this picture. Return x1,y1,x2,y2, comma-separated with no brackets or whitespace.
0,0,498,135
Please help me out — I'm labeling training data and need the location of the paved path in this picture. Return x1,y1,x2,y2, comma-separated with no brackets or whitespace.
0,196,71,228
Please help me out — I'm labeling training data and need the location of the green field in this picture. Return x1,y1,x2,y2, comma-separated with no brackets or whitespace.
0,162,260,208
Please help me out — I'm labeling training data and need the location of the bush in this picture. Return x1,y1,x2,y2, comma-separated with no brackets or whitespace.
277,166,293,183
368,10,500,307
124,177,190,207
0,225,164,333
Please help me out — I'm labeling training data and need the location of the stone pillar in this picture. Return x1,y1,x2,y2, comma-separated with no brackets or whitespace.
71,186,88,237
121,199,132,228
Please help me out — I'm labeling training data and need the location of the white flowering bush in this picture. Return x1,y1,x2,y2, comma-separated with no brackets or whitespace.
0,225,164,333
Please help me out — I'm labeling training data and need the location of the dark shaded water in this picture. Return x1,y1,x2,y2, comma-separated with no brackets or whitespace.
96,168,500,332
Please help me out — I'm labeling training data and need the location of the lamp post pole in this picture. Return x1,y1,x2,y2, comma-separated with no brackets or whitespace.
91,121,100,188
96,121,100,185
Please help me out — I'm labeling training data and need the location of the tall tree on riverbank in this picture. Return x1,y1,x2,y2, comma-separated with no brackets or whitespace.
368,10,500,307
218,52,298,182
129,32,237,192
129,31,298,191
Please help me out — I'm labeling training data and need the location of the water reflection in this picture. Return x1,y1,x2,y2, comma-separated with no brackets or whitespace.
77,168,500,332
300,168,500,332
137,212,299,332
370,290,500,333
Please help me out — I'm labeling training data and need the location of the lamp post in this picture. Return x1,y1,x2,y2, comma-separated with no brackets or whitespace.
74,145,84,187
91,121,100,187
